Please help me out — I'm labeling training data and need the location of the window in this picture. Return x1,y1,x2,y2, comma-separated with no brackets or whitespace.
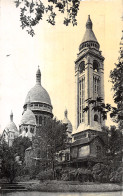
93,60,99,72
30,128,34,134
39,116,42,125
44,117,46,125
36,116,38,124
94,114,98,122
79,78,85,124
79,61,85,74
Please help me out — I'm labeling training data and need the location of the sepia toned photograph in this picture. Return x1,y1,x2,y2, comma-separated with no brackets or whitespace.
0,0,122,195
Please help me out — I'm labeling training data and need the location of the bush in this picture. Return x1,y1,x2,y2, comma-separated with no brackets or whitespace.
61,167,93,182
92,163,109,183
37,169,53,181
109,166,123,183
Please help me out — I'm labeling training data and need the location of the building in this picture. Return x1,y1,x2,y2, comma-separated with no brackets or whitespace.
22,66,53,128
71,15,107,167
1,111,19,146
19,67,53,138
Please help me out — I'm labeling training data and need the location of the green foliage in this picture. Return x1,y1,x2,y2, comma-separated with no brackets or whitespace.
0,141,20,183
14,0,80,36
36,118,67,159
109,166,123,183
83,97,113,121
110,61,123,127
12,136,32,163
37,169,53,181
92,163,109,183
33,118,67,179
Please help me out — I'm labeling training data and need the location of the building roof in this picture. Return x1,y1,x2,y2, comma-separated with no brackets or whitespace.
24,67,52,106
71,136,104,147
81,15,98,44
20,104,36,126
62,109,72,133
4,111,18,133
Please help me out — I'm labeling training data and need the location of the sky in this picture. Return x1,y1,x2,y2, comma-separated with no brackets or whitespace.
0,0,122,133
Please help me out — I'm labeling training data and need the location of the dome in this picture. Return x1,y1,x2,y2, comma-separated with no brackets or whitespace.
25,84,51,106
62,110,72,133
20,107,36,126
5,122,18,133
24,67,52,106
5,111,18,133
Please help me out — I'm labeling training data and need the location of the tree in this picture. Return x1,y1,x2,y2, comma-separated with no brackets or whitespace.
110,58,123,128
12,136,32,163
105,126,122,169
35,118,67,178
15,0,80,36
0,141,20,183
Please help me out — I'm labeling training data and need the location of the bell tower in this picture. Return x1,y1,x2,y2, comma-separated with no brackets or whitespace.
74,15,105,133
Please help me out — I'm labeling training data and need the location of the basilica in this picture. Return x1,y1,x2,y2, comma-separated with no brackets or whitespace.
1,15,107,167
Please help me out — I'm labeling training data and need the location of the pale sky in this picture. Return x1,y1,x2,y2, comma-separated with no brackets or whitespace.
0,0,122,133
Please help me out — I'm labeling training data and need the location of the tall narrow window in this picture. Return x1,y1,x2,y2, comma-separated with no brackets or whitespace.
93,60,99,72
39,116,42,125
79,78,85,124
79,61,85,74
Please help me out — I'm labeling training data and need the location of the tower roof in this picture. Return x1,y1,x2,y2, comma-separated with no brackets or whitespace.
81,15,98,44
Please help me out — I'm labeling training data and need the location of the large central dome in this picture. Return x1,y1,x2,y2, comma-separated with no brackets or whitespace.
25,84,51,105
23,67,53,128
24,67,51,106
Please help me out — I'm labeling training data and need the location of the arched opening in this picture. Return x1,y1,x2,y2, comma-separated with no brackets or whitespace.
94,114,98,122
39,116,42,125
30,128,34,134
79,61,85,74
93,60,99,72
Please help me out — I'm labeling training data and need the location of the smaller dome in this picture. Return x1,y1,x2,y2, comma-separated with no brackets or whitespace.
62,110,72,133
5,111,18,133
20,108,36,126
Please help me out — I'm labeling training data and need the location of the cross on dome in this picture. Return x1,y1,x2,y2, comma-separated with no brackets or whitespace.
10,110,13,122
64,109,68,118
36,66,41,85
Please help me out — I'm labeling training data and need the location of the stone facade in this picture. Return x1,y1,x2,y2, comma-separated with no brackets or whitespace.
23,67,53,129
71,15,107,166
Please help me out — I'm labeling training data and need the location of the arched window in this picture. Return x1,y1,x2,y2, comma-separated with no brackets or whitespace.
39,116,42,125
93,60,99,72
44,117,46,125
26,127,28,133
36,116,38,124
94,114,98,122
79,61,85,74
30,128,34,134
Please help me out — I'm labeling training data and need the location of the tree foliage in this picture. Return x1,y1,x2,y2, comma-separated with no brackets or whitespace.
110,60,123,128
36,118,67,158
83,96,113,121
12,136,32,163
0,141,20,183
34,118,67,178
14,0,80,36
